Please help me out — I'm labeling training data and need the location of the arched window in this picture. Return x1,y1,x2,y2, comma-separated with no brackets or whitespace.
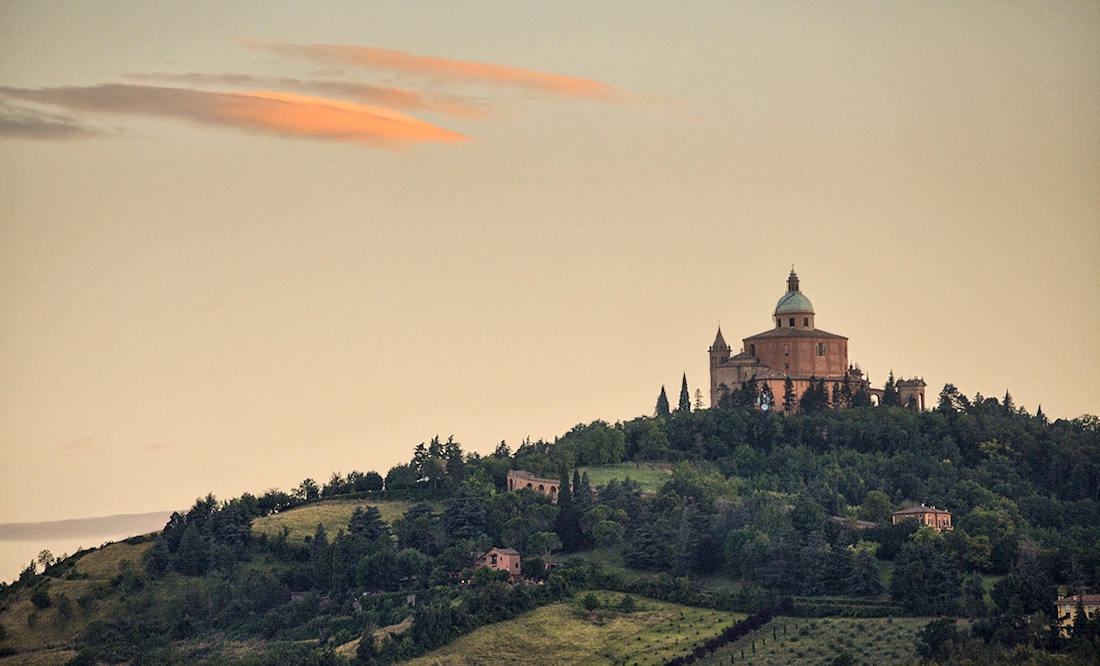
817,343,826,356
749,344,756,356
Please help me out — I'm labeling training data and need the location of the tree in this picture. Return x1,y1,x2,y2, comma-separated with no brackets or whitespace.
175,524,210,576
362,471,384,492
799,377,829,413
881,371,900,407
526,531,562,558
348,506,389,542
677,374,691,412
851,382,873,407
858,490,894,524
782,377,796,414
296,478,320,501
937,383,970,413
655,386,670,417
442,486,487,541
916,618,962,662
693,388,704,410
355,626,378,664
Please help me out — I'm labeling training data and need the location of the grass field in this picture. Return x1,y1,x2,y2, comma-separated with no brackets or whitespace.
580,463,673,493
401,591,744,666
251,498,419,543
0,541,153,666
693,616,927,666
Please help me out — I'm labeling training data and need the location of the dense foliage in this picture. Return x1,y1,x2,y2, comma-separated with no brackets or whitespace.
2,384,1098,665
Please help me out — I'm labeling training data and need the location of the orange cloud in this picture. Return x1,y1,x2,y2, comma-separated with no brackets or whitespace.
0,84,468,146
128,73,490,119
242,40,618,100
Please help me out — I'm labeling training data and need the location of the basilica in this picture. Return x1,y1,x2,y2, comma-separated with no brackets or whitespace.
708,270,924,411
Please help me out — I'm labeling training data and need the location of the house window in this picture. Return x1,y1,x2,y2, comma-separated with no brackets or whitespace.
817,343,825,356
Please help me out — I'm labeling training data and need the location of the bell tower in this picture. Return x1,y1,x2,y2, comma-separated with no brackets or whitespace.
709,327,731,367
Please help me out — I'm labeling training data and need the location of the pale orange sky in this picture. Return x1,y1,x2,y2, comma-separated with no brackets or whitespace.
1,1,1098,559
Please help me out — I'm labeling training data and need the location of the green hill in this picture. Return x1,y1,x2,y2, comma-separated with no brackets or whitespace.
1,393,1098,665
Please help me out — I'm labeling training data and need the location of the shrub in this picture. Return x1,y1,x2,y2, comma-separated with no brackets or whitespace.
30,585,51,609
582,592,600,611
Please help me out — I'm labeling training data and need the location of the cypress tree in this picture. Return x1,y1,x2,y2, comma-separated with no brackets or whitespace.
677,374,691,412
655,386,670,417
782,377,796,414
882,371,900,407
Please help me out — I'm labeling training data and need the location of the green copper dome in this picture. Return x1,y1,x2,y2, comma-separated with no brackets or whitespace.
775,290,814,314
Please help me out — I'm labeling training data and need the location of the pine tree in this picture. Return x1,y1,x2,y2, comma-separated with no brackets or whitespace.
677,374,691,412
693,388,704,410
655,386,670,417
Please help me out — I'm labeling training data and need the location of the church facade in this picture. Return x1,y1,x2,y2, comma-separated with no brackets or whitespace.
708,270,925,411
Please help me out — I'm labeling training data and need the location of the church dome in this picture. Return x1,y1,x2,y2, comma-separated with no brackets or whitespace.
774,269,814,314
775,290,814,314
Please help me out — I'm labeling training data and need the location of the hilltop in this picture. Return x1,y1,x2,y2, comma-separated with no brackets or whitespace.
1,387,1098,665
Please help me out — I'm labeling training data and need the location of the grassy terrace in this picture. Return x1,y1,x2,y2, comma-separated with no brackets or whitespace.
579,463,673,493
250,498,419,543
402,591,743,666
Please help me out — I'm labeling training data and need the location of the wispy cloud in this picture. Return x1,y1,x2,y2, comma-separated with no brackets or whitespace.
0,84,468,146
0,104,103,141
241,40,619,100
128,72,490,119
62,436,102,454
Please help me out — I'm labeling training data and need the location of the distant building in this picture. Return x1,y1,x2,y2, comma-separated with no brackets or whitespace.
892,504,952,531
507,470,560,502
476,547,521,581
1055,594,1100,636
708,269,925,412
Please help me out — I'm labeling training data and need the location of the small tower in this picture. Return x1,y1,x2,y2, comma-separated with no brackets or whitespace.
709,327,731,367
897,377,927,410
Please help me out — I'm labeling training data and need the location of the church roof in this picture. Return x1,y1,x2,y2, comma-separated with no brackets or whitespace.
711,327,730,350
893,504,951,516
743,327,847,341
775,290,814,314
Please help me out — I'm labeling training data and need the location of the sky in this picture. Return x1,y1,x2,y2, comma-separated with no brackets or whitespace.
1,2,1098,579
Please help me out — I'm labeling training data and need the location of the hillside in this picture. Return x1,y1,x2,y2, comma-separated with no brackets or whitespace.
1,392,1098,665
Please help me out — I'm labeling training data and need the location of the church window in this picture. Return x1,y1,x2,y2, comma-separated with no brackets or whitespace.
789,317,795,326
817,343,826,356
804,317,809,327
749,344,755,356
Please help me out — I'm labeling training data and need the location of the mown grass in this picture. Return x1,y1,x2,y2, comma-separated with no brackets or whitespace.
401,591,744,666
580,463,673,493
251,498,419,543
692,616,927,666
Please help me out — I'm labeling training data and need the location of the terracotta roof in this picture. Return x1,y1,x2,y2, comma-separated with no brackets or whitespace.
743,327,847,341
1056,594,1100,605
893,504,951,516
